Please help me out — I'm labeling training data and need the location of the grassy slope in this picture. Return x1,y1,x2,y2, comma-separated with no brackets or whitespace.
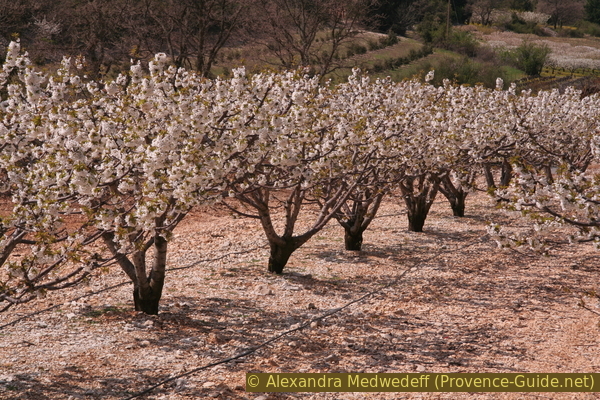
211,25,600,92
210,32,433,83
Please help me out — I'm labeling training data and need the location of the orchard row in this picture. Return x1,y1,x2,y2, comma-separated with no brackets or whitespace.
1,41,599,314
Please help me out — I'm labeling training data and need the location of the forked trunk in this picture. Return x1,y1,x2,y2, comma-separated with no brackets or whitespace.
483,160,512,191
134,235,167,315
439,175,468,217
335,191,384,252
101,232,168,315
400,176,439,233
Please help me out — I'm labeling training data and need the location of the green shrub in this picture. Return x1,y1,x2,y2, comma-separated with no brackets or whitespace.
503,41,551,76
533,25,551,36
447,30,479,57
371,61,385,73
576,20,600,37
504,13,539,35
567,29,585,38
367,39,381,51
379,30,399,47
347,43,367,56
426,56,514,89
417,16,447,44
394,57,407,66
515,42,551,76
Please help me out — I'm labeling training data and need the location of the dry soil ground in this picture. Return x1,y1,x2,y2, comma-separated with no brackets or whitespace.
0,189,599,400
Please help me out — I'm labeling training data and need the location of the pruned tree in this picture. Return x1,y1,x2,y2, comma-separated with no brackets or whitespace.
382,74,476,231
72,60,267,313
487,86,600,250
325,71,396,251
221,70,381,272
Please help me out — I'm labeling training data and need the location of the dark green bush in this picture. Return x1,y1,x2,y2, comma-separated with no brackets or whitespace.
417,15,447,44
347,43,367,56
379,30,399,47
372,61,385,73
447,30,479,57
368,39,381,51
566,29,585,38
504,14,539,35
576,21,600,37
511,41,551,76
426,56,514,89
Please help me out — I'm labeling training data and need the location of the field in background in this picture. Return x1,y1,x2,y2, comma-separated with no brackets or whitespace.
210,25,600,91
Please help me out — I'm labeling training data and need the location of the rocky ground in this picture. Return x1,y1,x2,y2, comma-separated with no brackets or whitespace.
1,189,599,400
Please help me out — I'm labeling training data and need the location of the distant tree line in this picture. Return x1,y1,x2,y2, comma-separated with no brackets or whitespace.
371,0,598,35
0,0,375,78
1,0,597,80
369,0,469,35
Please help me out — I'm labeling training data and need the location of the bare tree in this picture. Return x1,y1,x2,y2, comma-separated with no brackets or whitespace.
467,0,504,25
538,0,584,28
53,0,137,76
0,0,32,43
144,0,246,77
393,0,429,35
249,0,375,78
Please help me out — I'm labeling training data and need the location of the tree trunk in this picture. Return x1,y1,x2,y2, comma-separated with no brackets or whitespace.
483,163,496,190
133,284,163,315
102,232,167,315
407,204,428,232
134,235,167,315
448,193,466,217
401,176,439,232
439,175,468,217
500,158,513,187
544,165,554,184
344,225,364,251
268,240,298,274
405,189,437,232
335,191,384,252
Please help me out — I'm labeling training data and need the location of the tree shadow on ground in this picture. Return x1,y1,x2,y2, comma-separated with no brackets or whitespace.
4,232,596,399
